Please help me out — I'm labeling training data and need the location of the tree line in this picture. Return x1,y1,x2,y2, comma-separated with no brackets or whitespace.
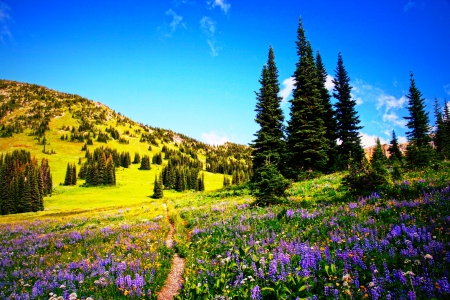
0,150,52,215
251,18,450,202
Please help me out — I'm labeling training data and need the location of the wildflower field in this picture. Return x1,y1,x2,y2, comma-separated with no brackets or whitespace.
176,173,450,299
0,203,173,299
1,169,450,299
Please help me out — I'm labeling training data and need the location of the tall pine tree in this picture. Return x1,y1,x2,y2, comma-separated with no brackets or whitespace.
332,52,364,169
316,50,338,172
251,46,285,174
286,18,328,178
403,72,433,167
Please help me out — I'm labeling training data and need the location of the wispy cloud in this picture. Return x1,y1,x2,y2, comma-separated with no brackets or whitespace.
325,75,334,91
200,16,220,56
444,84,450,96
172,0,195,6
279,77,295,104
359,132,389,148
207,0,230,14
200,16,216,35
352,79,407,128
158,9,186,37
201,130,229,145
0,1,12,42
404,1,415,12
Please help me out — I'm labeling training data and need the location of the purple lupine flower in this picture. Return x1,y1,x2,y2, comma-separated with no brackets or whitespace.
407,290,416,300
286,209,295,218
251,285,261,300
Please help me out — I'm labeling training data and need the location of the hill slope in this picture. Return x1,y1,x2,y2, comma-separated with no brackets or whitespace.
0,79,252,212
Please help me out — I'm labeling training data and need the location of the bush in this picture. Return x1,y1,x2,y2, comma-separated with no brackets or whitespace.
250,162,290,206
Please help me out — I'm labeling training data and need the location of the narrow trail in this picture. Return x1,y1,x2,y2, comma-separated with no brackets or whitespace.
157,204,186,300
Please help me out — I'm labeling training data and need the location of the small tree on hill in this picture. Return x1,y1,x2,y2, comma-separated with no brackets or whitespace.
387,130,403,162
140,155,151,170
250,160,290,206
403,72,433,168
152,174,163,199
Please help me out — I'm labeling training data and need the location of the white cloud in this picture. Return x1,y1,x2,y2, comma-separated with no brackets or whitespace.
359,132,388,148
166,9,186,32
200,16,221,56
201,131,229,145
325,75,334,91
207,40,220,56
279,77,295,104
398,135,407,144
158,9,186,37
382,112,407,127
0,1,12,42
376,95,407,111
444,84,450,96
207,0,230,14
404,1,415,12
200,16,216,35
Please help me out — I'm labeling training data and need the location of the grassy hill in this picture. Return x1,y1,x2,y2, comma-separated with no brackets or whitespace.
0,79,251,214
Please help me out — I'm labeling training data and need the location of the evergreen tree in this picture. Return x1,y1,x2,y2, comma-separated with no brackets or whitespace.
223,175,231,187
64,163,72,186
387,130,403,162
251,46,285,174
250,161,290,206
316,50,338,172
200,173,205,191
133,152,141,164
286,18,328,177
152,174,164,199
140,155,151,170
332,52,364,168
71,164,77,185
433,98,447,159
403,72,433,167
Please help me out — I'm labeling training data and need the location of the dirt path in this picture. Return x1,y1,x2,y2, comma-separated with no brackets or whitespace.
157,204,186,300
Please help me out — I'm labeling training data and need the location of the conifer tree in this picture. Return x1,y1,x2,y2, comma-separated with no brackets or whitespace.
316,51,338,172
64,163,72,186
133,152,141,164
286,18,328,177
332,52,364,168
403,72,433,167
71,164,77,185
153,174,163,199
387,130,403,162
251,46,285,174
433,98,448,159
140,155,151,170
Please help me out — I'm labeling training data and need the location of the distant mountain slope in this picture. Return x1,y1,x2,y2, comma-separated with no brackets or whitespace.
0,79,252,184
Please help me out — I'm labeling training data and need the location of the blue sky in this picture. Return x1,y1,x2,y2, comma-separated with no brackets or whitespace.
1,0,450,147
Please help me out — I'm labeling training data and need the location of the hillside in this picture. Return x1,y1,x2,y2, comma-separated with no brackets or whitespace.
0,79,252,212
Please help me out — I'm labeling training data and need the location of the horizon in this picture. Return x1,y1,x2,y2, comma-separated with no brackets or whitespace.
1,0,449,147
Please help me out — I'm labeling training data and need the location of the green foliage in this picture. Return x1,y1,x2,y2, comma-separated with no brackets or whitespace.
0,150,51,215
250,161,290,206
316,51,338,173
133,152,141,164
403,72,434,168
332,53,364,169
251,46,285,173
152,174,164,199
139,155,151,170
286,18,328,176
387,130,403,162
343,144,391,196
64,163,77,186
